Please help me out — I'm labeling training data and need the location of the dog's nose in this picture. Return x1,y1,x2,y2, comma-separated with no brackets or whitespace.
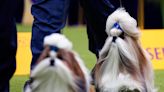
50,59,55,66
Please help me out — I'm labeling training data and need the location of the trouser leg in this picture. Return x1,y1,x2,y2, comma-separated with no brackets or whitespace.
31,0,70,69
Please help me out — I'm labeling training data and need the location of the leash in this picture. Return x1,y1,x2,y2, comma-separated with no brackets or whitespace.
119,0,123,7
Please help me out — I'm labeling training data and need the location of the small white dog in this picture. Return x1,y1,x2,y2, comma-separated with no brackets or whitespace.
24,33,90,92
94,8,156,92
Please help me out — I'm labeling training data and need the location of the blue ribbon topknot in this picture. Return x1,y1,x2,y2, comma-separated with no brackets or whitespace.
112,22,123,32
50,45,59,52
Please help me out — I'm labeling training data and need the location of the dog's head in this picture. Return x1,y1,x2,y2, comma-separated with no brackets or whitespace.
105,8,140,39
25,33,90,92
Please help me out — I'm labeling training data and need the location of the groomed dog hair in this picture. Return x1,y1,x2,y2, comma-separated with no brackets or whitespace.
95,8,156,92
24,33,90,92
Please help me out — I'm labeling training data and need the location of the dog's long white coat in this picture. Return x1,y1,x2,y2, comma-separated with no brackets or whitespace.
97,8,156,92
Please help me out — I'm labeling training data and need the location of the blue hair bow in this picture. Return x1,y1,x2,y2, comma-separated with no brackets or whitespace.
50,46,59,52
112,22,123,32
112,22,124,42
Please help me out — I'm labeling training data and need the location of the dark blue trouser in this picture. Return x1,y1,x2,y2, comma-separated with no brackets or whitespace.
15,0,24,23
31,0,70,68
31,0,138,67
0,0,17,92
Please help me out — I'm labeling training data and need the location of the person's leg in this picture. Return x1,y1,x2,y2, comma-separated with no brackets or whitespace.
68,0,79,26
123,0,138,20
0,20,17,92
80,0,115,55
107,0,138,20
0,0,17,92
144,0,163,29
15,0,24,23
0,83,9,92
31,0,70,69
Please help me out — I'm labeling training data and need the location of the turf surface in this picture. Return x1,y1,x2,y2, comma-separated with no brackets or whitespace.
10,25,164,92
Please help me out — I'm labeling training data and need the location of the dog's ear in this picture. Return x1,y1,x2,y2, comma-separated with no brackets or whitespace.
94,61,104,85
57,49,86,80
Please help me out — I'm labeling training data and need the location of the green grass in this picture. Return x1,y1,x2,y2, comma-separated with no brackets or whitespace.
10,24,164,92
17,24,32,32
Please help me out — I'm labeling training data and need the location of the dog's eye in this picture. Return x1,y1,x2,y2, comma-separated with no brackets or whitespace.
57,56,63,60
119,32,124,39
133,89,140,92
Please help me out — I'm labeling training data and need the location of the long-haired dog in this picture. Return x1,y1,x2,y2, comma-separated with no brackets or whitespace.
94,8,156,92
24,33,90,92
